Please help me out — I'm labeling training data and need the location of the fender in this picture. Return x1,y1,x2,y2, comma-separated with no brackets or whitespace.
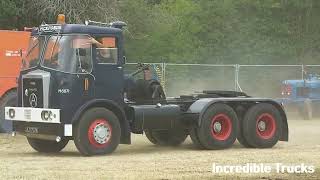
71,99,131,144
187,98,288,141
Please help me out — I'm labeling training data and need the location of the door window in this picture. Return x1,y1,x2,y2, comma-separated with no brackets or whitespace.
94,37,118,64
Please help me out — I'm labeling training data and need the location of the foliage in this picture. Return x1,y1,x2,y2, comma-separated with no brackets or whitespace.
0,0,320,64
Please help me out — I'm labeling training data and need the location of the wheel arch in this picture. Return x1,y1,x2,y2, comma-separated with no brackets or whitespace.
0,88,17,100
187,98,288,142
71,99,131,144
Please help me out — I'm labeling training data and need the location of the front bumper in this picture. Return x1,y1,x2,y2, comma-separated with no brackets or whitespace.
5,107,72,139
5,107,60,123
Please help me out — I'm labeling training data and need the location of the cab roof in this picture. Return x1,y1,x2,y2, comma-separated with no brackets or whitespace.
31,24,122,36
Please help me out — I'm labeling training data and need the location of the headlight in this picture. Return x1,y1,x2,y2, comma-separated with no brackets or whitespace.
41,110,52,121
8,109,15,119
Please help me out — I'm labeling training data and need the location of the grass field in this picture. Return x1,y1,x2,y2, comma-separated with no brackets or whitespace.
0,119,319,180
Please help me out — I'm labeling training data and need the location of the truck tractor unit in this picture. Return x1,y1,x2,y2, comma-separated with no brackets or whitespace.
5,15,288,156
280,73,320,119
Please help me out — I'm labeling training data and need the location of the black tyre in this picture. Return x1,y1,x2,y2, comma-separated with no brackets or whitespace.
149,81,166,100
237,117,254,148
194,103,238,150
144,129,158,144
0,90,17,133
242,103,282,148
189,128,205,149
144,129,187,146
74,108,121,156
27,138,69,153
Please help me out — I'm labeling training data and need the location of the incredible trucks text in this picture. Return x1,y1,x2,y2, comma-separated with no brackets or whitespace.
0,30,30,132
5,15,288,156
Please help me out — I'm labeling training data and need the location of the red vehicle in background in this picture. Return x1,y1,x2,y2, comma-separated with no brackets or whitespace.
0,30,30,132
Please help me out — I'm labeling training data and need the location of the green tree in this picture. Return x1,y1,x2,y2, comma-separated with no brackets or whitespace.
0,0,20,29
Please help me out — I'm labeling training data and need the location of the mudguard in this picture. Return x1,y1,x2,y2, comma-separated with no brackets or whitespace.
187,98,289,141
71,99,131,144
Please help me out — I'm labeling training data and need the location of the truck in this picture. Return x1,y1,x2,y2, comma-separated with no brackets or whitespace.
280,73,320,120
5,15,288,156
0,30,30,132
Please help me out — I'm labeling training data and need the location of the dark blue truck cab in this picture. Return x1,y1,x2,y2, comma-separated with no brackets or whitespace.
5,16,288,156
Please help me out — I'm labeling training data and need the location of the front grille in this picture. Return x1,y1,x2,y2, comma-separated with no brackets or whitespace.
23,78,44,108
24,109,31,120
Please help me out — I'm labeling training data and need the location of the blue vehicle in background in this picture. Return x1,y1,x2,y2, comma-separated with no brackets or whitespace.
280,73,320,119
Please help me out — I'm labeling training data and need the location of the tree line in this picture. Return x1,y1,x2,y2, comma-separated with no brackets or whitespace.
1,0,320,64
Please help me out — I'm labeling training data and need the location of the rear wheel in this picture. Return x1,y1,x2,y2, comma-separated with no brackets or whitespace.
242,103,282,148
0,90,17,133
189,128,205,149
74,108,121,156
27,138,69,153
193,103,238,150
144,129,187,146
144,130,158,145
237,117,254,148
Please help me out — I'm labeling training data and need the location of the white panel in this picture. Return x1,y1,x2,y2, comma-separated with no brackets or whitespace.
5,107,60,124
64,124,72,136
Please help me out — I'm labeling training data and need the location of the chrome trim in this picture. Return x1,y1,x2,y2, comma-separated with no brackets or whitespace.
22,70,50,108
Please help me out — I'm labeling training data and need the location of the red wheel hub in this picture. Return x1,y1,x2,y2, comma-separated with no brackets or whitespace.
210,114,232,141
88,119,112,148
256,113,276,139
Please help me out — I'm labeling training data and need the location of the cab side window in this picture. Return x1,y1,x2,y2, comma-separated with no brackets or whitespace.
95,37,118,64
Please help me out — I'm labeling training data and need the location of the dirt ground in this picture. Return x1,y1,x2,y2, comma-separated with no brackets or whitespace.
0,118,319,180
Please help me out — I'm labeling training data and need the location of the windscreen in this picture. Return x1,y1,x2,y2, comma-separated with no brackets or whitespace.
42,35,92,73
22,36,45,70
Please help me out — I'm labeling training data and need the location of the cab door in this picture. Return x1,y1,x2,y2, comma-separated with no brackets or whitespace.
92,35,124,104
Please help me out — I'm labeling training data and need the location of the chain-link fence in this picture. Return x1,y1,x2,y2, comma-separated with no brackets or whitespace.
164,64,236,96
237,65,320,98
237,65,302,98
124,63,320,98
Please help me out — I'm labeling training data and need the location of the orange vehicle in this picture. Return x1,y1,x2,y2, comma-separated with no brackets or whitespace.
0,30,30,132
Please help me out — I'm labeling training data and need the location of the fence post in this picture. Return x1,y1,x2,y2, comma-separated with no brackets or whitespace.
301,64,304,80
162,62,166,92
234,64,239,91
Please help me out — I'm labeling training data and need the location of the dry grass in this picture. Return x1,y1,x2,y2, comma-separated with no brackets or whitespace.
0,119,320,180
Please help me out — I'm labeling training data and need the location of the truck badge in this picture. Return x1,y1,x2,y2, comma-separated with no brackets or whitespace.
58,89,70,94
29,93,38,107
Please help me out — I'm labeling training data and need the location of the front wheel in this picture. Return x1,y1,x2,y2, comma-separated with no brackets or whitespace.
73,108,121,156
27,138,69,153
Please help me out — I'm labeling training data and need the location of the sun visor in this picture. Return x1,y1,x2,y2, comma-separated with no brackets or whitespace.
101,37,116,48
72,38,91,48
